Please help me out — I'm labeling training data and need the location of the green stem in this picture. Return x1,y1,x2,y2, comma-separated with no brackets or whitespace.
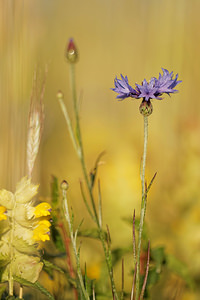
135,116,148,300
62,188,90,300
69,64,99,223
9,200,17,296
69,63,119,300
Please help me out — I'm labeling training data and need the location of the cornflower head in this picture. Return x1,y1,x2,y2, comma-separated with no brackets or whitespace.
0,177,52,283
112,68,181,116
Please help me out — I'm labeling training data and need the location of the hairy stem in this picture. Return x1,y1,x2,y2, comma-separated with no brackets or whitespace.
135,116,148,300
62,188,90,300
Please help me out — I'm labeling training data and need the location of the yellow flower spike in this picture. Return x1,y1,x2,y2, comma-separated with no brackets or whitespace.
34,202,52,218
0,206,7,221
33,220,51,242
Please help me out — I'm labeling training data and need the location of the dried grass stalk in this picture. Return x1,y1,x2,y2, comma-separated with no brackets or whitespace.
27,67,47,178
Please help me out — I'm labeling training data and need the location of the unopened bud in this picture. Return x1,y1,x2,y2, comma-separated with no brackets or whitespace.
139,100,153,116
65,38,78,63
61,180,69,191
57,90,64,99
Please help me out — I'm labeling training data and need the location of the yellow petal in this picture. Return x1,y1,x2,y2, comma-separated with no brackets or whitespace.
0,206,7,221
34,202,52,218
33,220,51,242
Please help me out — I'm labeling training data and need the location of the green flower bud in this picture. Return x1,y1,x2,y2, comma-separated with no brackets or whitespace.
139,100,153,116
65,38,78,63
61,180,69,191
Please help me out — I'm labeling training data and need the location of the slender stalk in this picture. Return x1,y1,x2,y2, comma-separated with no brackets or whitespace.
59,222,78,300
58,93,79,154
68,63,119,300
9,199,17,296
135,116,148,300
69,64,99,223
139,241,150,300
19,285,23,299
62,187,90,300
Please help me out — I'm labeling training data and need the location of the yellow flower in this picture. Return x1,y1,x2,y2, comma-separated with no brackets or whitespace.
87,262,101,280
0,206,7,221
33,220,51,242
34,202,52,218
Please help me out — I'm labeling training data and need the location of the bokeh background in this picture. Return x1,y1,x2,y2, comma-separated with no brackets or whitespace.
1,0,200,299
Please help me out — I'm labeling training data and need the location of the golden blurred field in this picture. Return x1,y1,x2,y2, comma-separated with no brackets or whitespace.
1,0,200,299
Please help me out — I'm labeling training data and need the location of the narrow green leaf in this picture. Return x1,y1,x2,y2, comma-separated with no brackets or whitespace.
42,259,64,274
98,180,102,227
13,276,55,300
78,228,107,240
51,176,59,208
0,284,6,299
146,172,157,195
89,151,105,189
80,181,95,222
50,225,65,253
84,264,89,295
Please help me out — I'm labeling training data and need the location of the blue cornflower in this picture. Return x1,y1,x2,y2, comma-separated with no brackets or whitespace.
112,68,181,101
112,74,140,100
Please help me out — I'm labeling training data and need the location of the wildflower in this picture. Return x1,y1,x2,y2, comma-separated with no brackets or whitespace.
28,202,52,219
65,38,78,63
112,68,181,102
112,74,139,100
0,177,52,283
33,220,51,242
0,206,7,221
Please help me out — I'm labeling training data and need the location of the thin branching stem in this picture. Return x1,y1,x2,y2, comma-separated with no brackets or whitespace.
62,187,90,300
135,116,148,300
68,63,119,300
69,64,99,224
133,210,136,265
131,263,137,300
58,93,79,154
121,259,124,300
139,241,150,300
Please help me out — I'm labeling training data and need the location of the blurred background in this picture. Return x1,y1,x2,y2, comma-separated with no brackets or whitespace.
1,0,200,299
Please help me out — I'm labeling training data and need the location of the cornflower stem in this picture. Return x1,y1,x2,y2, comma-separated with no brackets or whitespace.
135,116,148,300
68,63,119,300
62,188,90,300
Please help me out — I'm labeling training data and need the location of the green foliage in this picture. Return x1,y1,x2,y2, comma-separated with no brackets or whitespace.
51,176,59,210
89,151,105,189
166,254,194,289
0,285,6,299
78,228,107,240
13,276,55,300
42,259,64,274
50,176,65,253
111,247,131,266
